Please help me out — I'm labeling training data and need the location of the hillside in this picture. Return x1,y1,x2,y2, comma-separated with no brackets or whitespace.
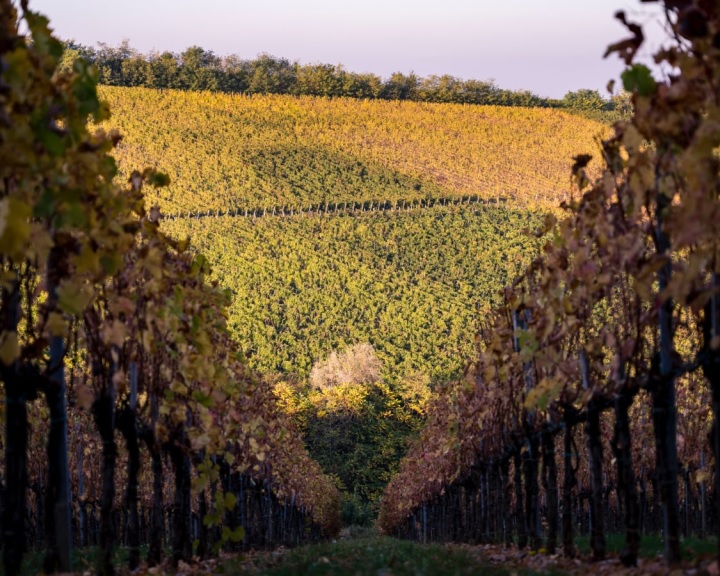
100,87,607,214
160,205,541,384
101,86,585,503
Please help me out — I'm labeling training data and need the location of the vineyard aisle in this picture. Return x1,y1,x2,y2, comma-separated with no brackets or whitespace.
212,535,533,576
13,532,720,574
198,533,715,576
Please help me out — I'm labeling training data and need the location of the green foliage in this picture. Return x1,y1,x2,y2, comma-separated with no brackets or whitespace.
340,494,375,527
62,39,628,122
161,207,542,384
621,64,656,97
302,380,417,502
218,535,536,576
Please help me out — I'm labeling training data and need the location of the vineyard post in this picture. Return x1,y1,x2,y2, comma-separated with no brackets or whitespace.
196,474,209,558
1,280,30,576
513,448,527,548
479,465,488,543
515,309,540,551
490,463,499,542
651,174,681,563
146,389,164,566
705,271,720,562
170,423,192,565
541,422,558,554
44,245,73,573
500,458,512,547
92,342,119,576
422,503,427,544
76,421,86,547
683,468,691,538
699,449,706,539
612,361,639,566
580,348,605,560
562,408,576,557
511,311,528,550
120,361,141,570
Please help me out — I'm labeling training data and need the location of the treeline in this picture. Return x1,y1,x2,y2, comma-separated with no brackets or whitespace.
62,41,630,123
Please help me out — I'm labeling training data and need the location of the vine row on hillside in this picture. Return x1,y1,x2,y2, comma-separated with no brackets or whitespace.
160,193,509,221
380,2,720,569
0,7,340,576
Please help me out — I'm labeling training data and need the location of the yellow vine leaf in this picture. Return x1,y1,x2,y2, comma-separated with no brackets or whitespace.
57,280,95,315
46,312,68,338
73,244,101,275
0,198,31,260
696,470,711,484
0,331,20,366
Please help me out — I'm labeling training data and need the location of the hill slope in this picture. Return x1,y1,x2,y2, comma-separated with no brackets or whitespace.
102,86,580,500
160,205,540,383
101,87,606,214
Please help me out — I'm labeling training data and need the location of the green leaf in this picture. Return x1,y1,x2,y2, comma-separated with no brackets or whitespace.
202,510,221,527
231,526,245,542
100,253,121,275
225,492,238,512
39,129,65,156
57,280,94,315
0,331,20,366
192,390,213,408
621,64,656,97
0,198,31,260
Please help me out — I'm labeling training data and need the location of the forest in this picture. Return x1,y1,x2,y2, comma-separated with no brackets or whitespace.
2,0,720,575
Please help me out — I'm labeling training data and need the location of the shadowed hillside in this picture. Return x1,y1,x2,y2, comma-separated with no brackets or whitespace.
101,87,607,214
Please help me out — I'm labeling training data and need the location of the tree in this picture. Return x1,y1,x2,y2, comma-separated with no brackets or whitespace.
382,71,420,101
248,53,297,94
562,89,608,110
310,343,381,390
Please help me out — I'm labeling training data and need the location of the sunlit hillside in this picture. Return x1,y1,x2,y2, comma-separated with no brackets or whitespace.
96,86,588,384
160,206,541,383
100,86,607,214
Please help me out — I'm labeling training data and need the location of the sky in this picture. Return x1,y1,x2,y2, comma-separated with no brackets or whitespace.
31,0,668,99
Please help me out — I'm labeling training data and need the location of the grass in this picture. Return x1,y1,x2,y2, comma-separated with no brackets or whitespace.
5,546,145,576
219,534,547,576
8,533,717,575
574,533,718,561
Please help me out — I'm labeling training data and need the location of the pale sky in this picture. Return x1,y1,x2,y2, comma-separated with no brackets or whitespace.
31,0,668,98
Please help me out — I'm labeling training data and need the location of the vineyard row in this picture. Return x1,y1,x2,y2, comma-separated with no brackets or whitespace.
379,3,720,568
0,11,341,576
160,194,510,221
